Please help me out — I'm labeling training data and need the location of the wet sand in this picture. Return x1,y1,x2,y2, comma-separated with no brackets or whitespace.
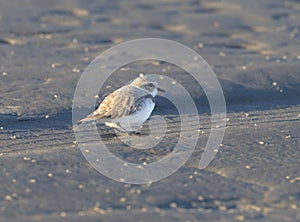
0,0,300,221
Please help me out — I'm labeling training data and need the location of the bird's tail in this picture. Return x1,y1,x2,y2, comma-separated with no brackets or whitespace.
78,116,95,124
78,112,99,124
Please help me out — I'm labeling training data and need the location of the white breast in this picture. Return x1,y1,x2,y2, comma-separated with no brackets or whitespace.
106,98,155,132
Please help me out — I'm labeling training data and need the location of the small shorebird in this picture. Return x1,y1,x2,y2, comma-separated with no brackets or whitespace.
79,74,165,134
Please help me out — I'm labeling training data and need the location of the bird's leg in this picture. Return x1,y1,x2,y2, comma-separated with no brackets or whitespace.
114,123,133,135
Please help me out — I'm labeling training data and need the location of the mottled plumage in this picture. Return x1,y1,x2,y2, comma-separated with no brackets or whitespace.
79,74,164,134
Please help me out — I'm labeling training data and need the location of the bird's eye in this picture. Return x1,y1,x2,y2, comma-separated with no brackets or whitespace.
147,83,154,87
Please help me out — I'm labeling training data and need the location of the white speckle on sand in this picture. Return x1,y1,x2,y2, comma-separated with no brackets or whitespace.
47,173,53,178
219,205,227,211
145,182,152,187
5,195,13,201
78,184,85,189
219,52,226,57
258,141,264,145
119,197,126,203
234,215,245,221
198,130,205,134
198,42,204,48
25,188,31,193
10,135,16,139
151,61,160,66
136,165,143,169
39,34,52,39
289,176,300,183
51,63,61,68
29,178,36,184
290,204,297,209
45,115,49,119
124,184,130,188
120,67,130,71
169,202,177,208
93,205,106,214
65,169,72,174
198,195,204,201
72,8,89,17
245,165,251,169
60,212,67,217
2,72,8,76
141,207,147,212
272,82,277,86
72,67,80,73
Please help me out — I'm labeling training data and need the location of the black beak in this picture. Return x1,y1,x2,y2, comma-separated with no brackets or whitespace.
157,87,166,92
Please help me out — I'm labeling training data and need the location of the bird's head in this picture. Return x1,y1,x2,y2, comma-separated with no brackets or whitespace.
130,73,165,97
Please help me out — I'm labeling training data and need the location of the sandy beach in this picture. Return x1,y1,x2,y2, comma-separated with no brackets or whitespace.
0,0,300,221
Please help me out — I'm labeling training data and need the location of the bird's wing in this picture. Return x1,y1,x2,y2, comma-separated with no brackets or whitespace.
83,86,154,121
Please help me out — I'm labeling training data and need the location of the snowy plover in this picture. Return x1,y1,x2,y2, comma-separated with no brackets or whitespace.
79,74,165,134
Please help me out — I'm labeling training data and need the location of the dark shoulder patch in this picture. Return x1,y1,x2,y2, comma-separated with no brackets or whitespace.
129,94,154,115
